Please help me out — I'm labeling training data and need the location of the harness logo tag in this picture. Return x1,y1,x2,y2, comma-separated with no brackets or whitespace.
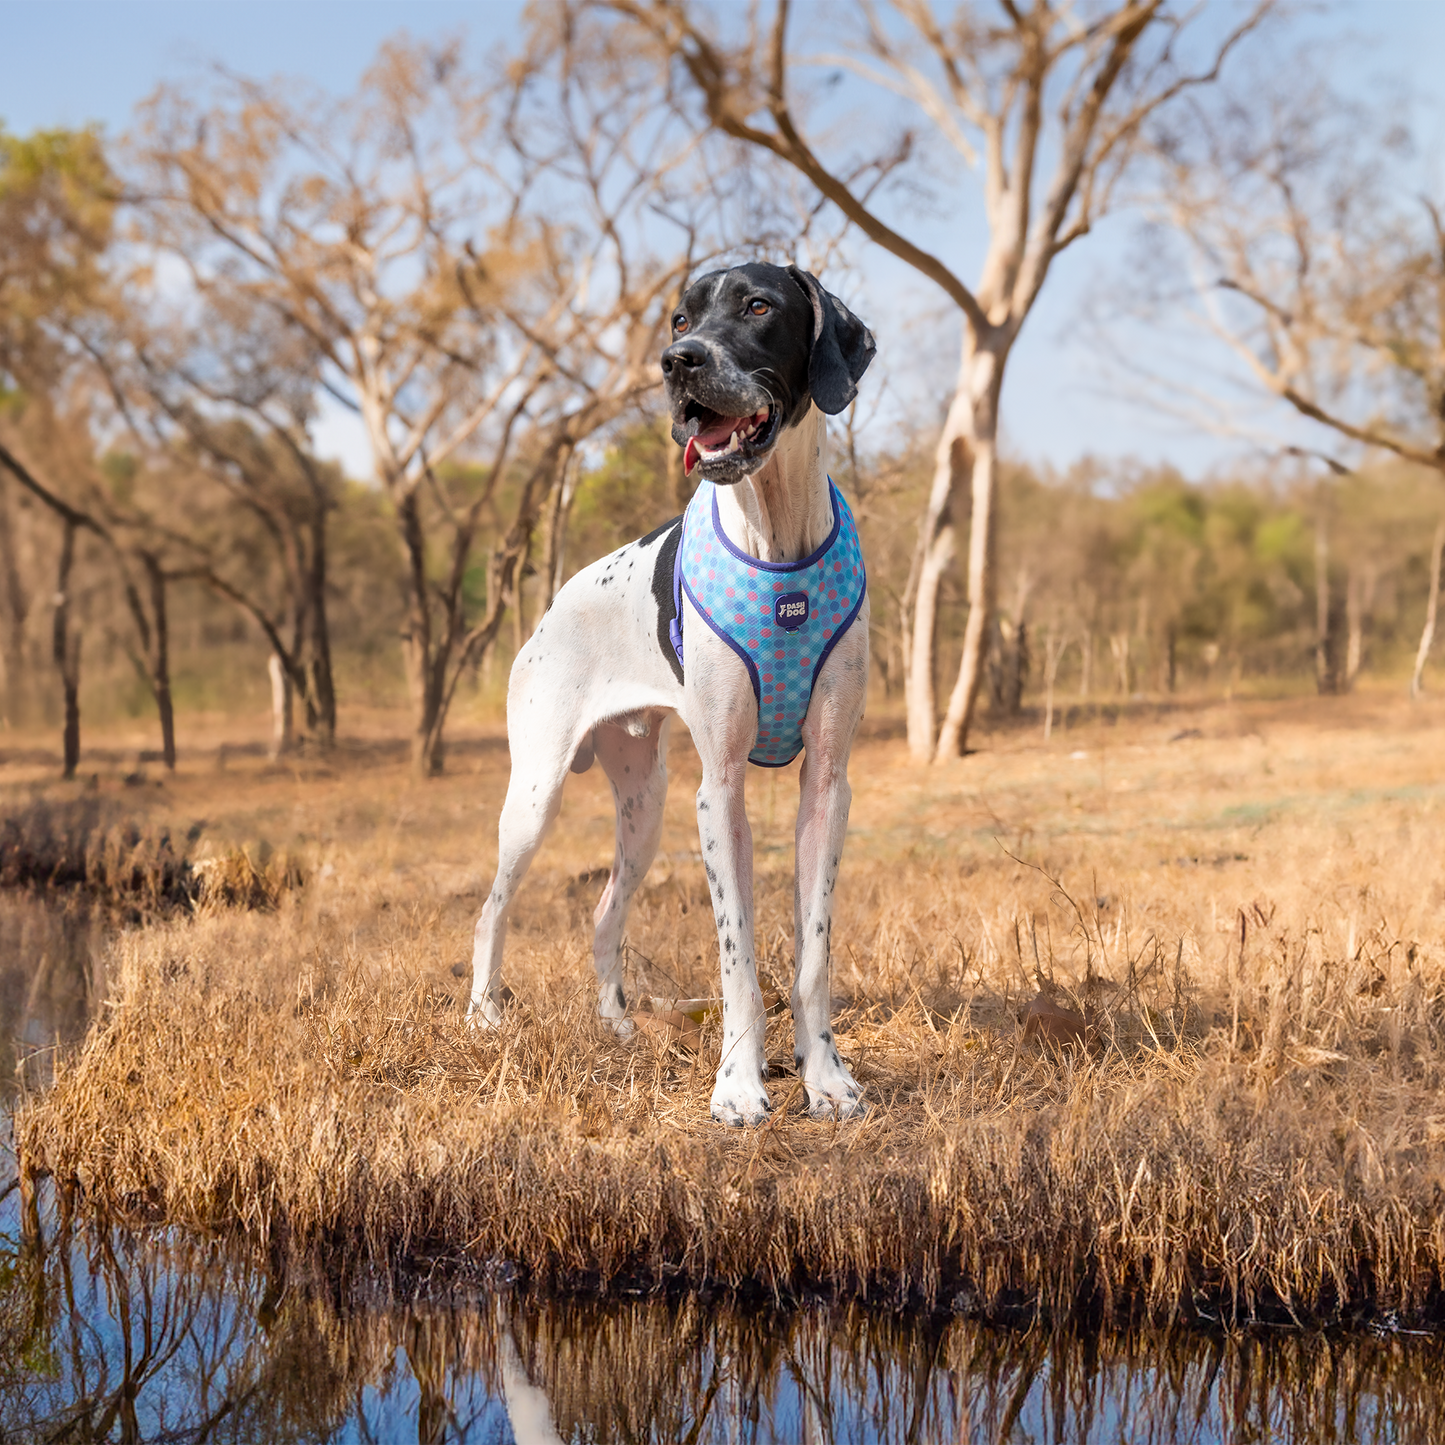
774,591,810,632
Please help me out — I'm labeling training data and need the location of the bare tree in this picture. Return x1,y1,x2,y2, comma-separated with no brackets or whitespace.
1137,74,1445,693
0,433,186,774
130,37,719,773
84,293,344,755
589,0,1271,759
1,127,188,771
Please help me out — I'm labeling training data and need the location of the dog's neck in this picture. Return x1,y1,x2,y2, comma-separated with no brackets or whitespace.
712,405,831,564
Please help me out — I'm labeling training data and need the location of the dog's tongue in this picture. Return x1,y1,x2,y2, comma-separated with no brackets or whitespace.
683,413,750,475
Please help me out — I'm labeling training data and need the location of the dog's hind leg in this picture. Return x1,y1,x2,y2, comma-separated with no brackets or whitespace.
590,714,670,1034
468,747,571,1026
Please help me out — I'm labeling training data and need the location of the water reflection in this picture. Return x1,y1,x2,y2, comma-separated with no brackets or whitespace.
1,897,1441,1441
1,1174,1442,1444
0,893,100,1095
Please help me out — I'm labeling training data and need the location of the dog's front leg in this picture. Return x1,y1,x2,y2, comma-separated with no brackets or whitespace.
696,752,772,1125
686,636,773,1127
793,623,868,1118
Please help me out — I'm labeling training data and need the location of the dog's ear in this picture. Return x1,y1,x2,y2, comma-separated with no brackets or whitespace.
787,266,876,415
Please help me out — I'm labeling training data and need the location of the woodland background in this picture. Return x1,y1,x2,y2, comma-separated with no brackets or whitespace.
2,1,1443,776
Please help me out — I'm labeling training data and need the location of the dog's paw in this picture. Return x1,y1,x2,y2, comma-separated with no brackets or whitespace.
801,1053,867,1120
805,1087,868,1121
607,1014,636,1040
467,994,504,1029
710,1079,773,1128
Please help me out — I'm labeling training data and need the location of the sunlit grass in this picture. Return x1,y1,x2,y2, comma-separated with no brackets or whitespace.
13,688,1445,1322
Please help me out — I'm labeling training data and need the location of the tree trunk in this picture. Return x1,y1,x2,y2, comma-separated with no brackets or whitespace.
397,490,446,777
0,475,32,729
512,531,530,659
538,445,579,623
145,557,177,770
1344,564,1375,692
1313,498,1339,696
1412,517,1445,699
308,503,337,747
934,344,1005,760
904,387,969,760
52,519,82,780
268,652,294,760
1110,632,1130,696
1042,631,1067,742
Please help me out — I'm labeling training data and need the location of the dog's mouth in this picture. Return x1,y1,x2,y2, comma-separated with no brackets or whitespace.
681,402,778,477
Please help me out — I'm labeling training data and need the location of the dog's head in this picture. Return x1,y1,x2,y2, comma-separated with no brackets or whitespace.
661,263,875,484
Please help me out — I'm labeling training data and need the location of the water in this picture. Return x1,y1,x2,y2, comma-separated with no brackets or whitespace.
0,893,100,1097
3,895,1444,1443
5,1173,1445,1444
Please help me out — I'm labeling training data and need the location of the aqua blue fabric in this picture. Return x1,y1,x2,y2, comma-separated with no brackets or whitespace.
669,479,867,767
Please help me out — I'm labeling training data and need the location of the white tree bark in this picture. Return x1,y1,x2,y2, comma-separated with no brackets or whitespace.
268,651,293,761
1411,517,1445,699
934,345,1005,759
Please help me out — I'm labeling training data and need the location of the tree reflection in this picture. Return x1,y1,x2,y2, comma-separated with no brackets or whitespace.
1,1180,1442,1443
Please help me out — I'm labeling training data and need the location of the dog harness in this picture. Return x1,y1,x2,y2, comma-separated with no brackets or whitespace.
669,479,866,767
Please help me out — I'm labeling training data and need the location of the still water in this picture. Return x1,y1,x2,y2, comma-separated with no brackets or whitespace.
3,894,1443,1443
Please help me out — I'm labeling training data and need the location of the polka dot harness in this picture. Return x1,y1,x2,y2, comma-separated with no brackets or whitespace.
669,479,867,767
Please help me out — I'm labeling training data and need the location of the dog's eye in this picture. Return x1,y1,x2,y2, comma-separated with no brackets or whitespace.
748,299,770,316
672,314,688,333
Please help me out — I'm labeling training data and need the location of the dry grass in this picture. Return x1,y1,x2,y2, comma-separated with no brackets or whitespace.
12,689,1445,1324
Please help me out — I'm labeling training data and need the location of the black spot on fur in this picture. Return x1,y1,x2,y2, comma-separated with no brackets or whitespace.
646,513,686,684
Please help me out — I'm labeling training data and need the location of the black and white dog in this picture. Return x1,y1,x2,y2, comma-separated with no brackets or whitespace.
468,263,876,1125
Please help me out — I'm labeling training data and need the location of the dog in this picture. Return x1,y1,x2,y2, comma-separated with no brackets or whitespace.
468,262,876,1125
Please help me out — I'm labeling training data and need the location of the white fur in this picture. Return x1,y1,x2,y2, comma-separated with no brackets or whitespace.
469,405,867,1123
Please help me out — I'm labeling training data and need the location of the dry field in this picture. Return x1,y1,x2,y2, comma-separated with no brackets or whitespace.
11,689,1445,1324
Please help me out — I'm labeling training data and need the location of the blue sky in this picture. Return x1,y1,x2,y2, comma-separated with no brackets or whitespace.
3,1,1443,480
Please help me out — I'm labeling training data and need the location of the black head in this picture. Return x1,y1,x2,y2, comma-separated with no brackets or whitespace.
660,262,875,484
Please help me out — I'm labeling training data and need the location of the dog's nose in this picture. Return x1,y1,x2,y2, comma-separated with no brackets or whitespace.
661,337,708,376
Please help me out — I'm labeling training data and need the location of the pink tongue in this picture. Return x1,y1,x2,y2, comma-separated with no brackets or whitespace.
697,413,745,446
685,415,743,475
683,411,761,473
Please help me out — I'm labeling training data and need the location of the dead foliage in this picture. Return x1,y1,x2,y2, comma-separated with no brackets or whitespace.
13,694,1445,1324
0,796,304,918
